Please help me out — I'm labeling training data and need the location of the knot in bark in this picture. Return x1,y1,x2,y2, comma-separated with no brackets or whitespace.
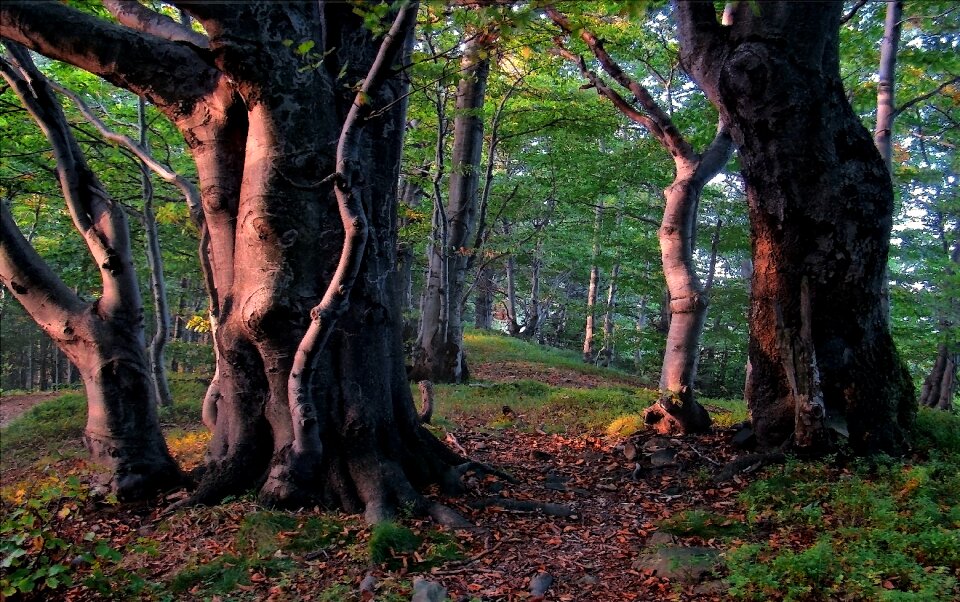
669,294,706,314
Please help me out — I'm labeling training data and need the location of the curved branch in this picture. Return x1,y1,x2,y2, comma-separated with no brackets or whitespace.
287,1,419,454
894,75,960,118
548,7,695,160
103,0,208,49
0,202,84,330
0,0,219,116
50,81,202,219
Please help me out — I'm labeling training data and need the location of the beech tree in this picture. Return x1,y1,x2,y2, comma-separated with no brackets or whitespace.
675,0,915,453
412,22,497,383
0,43,182,499
1,0,475,521
550,7,732,433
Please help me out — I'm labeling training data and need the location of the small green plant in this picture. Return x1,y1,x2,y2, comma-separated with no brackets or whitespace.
606,414,644,437
658,509,749,540
368,522,420,565
0,476,128,599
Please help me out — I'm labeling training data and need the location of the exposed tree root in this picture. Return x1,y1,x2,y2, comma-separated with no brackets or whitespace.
714,452,786,483
469,496,575,517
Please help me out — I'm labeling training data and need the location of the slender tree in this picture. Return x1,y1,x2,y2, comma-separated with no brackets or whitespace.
550,7,731,433
675,0,915,453
412,24,497,383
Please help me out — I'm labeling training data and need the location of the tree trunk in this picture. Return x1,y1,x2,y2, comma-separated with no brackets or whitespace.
583,202,603,363
676,0,915,454
411,29,495,383
138,97,173,408
874,0,902,176
0,44,181,499
920,342,956,411
601,262,619,367
473,264,494,330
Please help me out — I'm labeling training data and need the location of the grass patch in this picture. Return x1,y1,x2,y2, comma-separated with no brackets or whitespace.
658,509,749,540
0,393,86,467
727,450,960,601
369,521,420,565
168,553,292,595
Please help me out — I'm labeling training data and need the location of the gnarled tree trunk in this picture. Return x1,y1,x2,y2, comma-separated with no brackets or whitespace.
3,0,468,522
676,0,915,454
0,44,181,500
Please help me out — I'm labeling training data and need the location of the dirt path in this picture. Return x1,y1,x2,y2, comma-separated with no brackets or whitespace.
0,391,61,428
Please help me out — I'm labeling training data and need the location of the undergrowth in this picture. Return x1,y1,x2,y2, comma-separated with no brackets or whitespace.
726,408,960,601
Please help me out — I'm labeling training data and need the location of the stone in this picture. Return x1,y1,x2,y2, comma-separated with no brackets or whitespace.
411,577,446,602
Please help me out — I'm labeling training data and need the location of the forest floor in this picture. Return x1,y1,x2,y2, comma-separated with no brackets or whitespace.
1,332,957,601
0,391,62,428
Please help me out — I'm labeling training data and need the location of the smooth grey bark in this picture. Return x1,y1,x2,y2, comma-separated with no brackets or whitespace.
3,0,467,520
676,0,915,453
874,0,902,175
583,201,603,363
551,7,730,433
0,43,181,499
138,97,173,408
412,28,495,383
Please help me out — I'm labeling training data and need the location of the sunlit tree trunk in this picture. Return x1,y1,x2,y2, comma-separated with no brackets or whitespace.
583,201,603,363
676,0,915,453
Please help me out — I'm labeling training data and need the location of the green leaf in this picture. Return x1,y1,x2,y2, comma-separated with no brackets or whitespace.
295,40,315,56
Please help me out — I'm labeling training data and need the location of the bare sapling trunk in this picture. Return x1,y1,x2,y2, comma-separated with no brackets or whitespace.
412,27,496,384
583,201,603,363
0,44,181,499
550,7,732,433
138,97,173,407
676,0,915,454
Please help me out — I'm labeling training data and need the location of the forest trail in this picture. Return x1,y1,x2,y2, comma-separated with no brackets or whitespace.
0,391,61,428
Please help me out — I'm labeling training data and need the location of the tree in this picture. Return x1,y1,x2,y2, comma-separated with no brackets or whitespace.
549,7,731,433
675,0,915,453
412,20,497,383
2,0,472,522
0,43,182,499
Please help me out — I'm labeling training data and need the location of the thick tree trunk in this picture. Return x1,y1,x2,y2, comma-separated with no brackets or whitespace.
920,342,956,411
0,45,181,499
676,1,915,454
412,29,494,383
3,1,469,521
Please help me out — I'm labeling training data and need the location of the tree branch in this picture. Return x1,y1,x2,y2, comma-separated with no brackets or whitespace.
0,0,219,116
840,0,870,25
50,81,203,221
547,6,695,160
103,0,208,49
894,75,960,118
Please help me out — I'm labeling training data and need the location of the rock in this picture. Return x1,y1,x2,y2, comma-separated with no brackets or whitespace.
649,448,679,467
694,579,730,596
530,571,553,597
633,546,721,584
645,530,678,547
731,425,756,449
411,577,447,602
578,574,599,586
642,437,671,453
360,574,376,599
622,441,638,462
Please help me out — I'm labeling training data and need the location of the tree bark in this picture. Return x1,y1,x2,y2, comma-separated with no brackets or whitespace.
583,201,603,363
0,43,181,499
412,28,496,383
676,0,915,454
137,97,174,408
874,0,902,176
3,1,468,521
